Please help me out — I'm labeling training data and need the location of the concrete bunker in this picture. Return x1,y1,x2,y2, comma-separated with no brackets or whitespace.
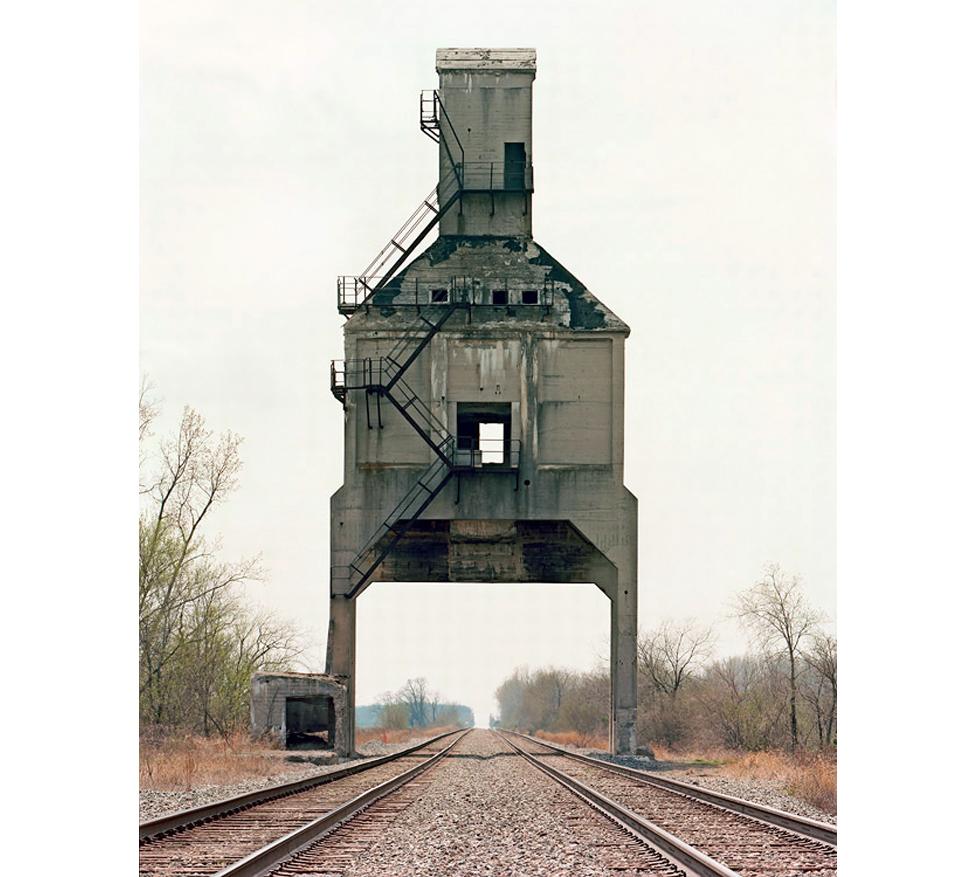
250,672,350,752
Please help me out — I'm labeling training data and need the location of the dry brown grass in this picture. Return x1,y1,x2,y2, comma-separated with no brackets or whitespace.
649,743,837,815
140,731,287,791
535,729,609,751
354,725,457,748
725,750,837,815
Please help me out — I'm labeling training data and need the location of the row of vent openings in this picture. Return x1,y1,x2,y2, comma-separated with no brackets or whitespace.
431,288,540,305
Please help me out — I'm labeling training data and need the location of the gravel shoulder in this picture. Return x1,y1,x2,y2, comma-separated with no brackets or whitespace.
533,738,837,825
139,732,448,823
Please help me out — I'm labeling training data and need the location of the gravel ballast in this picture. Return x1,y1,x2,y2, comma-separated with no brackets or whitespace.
552,741,836,825
311,729,680,876
139,732,446,823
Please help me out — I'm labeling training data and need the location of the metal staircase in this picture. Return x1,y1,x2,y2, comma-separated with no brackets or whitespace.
336,179,461,314
336,437,455,598
331,296,461,595
331,300,459,404
337,90,466,315
332,90,519,597
419,90,441,143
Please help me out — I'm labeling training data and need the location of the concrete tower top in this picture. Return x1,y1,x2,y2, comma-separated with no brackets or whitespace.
435,48,537,73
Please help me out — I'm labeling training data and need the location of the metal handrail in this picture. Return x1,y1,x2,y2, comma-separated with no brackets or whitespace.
431,91,465,191
358,183,442,281
454,437,521,469
346,436,455,590
335,156,533,313
457,160,534,192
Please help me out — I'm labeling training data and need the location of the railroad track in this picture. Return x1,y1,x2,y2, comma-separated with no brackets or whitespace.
140,728,837,877
500,731,837,877
138,728,469,876
255,726,690,876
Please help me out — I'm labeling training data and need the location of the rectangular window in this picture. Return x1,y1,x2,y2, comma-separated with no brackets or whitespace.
492,289,509,305
430,288,448,303
521,289,539,305
456,402,513,467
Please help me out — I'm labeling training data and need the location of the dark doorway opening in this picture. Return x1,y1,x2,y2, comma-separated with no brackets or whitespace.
504,142,527,190
285,695,336,749
457,402,512,466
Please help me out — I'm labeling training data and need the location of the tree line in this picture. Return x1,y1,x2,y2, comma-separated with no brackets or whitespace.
373,677,475,729
139,384,300,737
494,565,836,753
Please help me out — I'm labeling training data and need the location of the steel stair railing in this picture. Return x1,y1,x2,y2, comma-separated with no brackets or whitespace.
383,377,452,461
330,298,460,402
336,91,468,315
334,90,474,592
337,176,461,314
344,437,455,597
333,298,459,593
419,90,440,143
384,302,459,384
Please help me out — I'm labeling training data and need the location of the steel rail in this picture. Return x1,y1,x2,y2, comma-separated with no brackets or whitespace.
139,727,466,842
211,727,471,877
506,730,837,846
498,732,740,877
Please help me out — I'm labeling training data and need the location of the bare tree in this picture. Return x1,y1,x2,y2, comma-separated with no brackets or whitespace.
139,375,158,443
801,632,837,748
638,620,715,698
494,667,528,729
378,691,410,729
696,655,787,750
735,565,824,751
139,396,299,732
399,677,431,728
428,689,441,724
493,666,609,740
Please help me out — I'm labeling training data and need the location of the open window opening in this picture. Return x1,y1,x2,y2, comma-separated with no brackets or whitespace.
430,288,449,303
520,289,539,305
285,695,336,749
479,422,505,463
504,142,527,190
491,289,509,306
456,402,513,467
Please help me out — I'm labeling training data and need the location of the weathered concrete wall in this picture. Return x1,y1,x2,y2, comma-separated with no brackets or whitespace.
250,672,349,752
436,48,536,238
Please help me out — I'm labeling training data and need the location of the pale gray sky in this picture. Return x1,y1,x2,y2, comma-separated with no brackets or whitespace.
141,1,835,725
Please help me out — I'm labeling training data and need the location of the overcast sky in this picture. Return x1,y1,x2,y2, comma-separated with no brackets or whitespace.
141,0,834,725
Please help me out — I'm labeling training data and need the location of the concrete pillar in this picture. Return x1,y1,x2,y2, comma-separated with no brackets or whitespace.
597,563,637,755
325,593,356,756
611,575,638,754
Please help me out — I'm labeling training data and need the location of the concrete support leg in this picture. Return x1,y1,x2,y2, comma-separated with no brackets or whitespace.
610,575,638,755
325,593,356,756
